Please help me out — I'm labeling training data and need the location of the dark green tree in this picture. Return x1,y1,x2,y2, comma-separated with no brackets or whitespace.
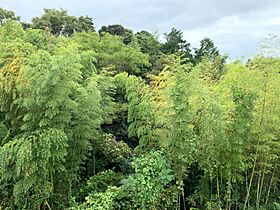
135,30,162,64
161,28,192,55
99,24,133,44
31,8,94,36
0,8,20,25
194,37,221,64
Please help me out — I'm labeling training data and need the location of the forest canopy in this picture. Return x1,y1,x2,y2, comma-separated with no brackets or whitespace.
0,8,279,210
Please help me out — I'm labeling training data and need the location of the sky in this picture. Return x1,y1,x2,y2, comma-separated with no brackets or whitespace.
1,0,280,59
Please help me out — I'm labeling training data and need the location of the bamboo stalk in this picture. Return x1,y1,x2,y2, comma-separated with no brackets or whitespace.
256,172,261,209
265,164,277,207
258,171,265,208
216,174,220,202
243,72,268,210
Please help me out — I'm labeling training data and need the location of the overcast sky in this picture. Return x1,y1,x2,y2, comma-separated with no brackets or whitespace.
1,0,280,59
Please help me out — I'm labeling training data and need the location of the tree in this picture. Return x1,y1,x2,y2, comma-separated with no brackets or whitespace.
77,151,174,210
198,55,227,83
243,57,280,209
1,11,280,210
114,72,156,150
31,9,95,36
135,30,163,64
63,15,95,36
24,28,56,51
0,8,20,25
161,28,192,56
98,24,133,44
72,32,151,76
0,22,34,136
0,129,68,209
194,37,221,64
31,9,67,36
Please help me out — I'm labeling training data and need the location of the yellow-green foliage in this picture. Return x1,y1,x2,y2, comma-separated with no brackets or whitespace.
0,19,279,210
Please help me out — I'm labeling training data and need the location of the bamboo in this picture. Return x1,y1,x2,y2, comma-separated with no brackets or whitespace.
243,72,268,210
265,164,277,207
256,172,261,209
258,171,265,208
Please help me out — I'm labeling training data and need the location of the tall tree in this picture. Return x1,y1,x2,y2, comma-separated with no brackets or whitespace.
72,32,151,76
31,9,95,36
161,28,192,56
135,30,162,64
0,8,20,25
194,37,221,64
98,24,133,44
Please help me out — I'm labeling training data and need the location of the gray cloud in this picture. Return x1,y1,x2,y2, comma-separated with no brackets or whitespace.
1,0,280,59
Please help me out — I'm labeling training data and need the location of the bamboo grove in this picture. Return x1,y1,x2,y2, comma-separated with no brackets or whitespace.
0,8,279,210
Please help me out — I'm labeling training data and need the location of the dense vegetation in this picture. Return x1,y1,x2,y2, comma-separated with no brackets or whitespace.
0,8,279,210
